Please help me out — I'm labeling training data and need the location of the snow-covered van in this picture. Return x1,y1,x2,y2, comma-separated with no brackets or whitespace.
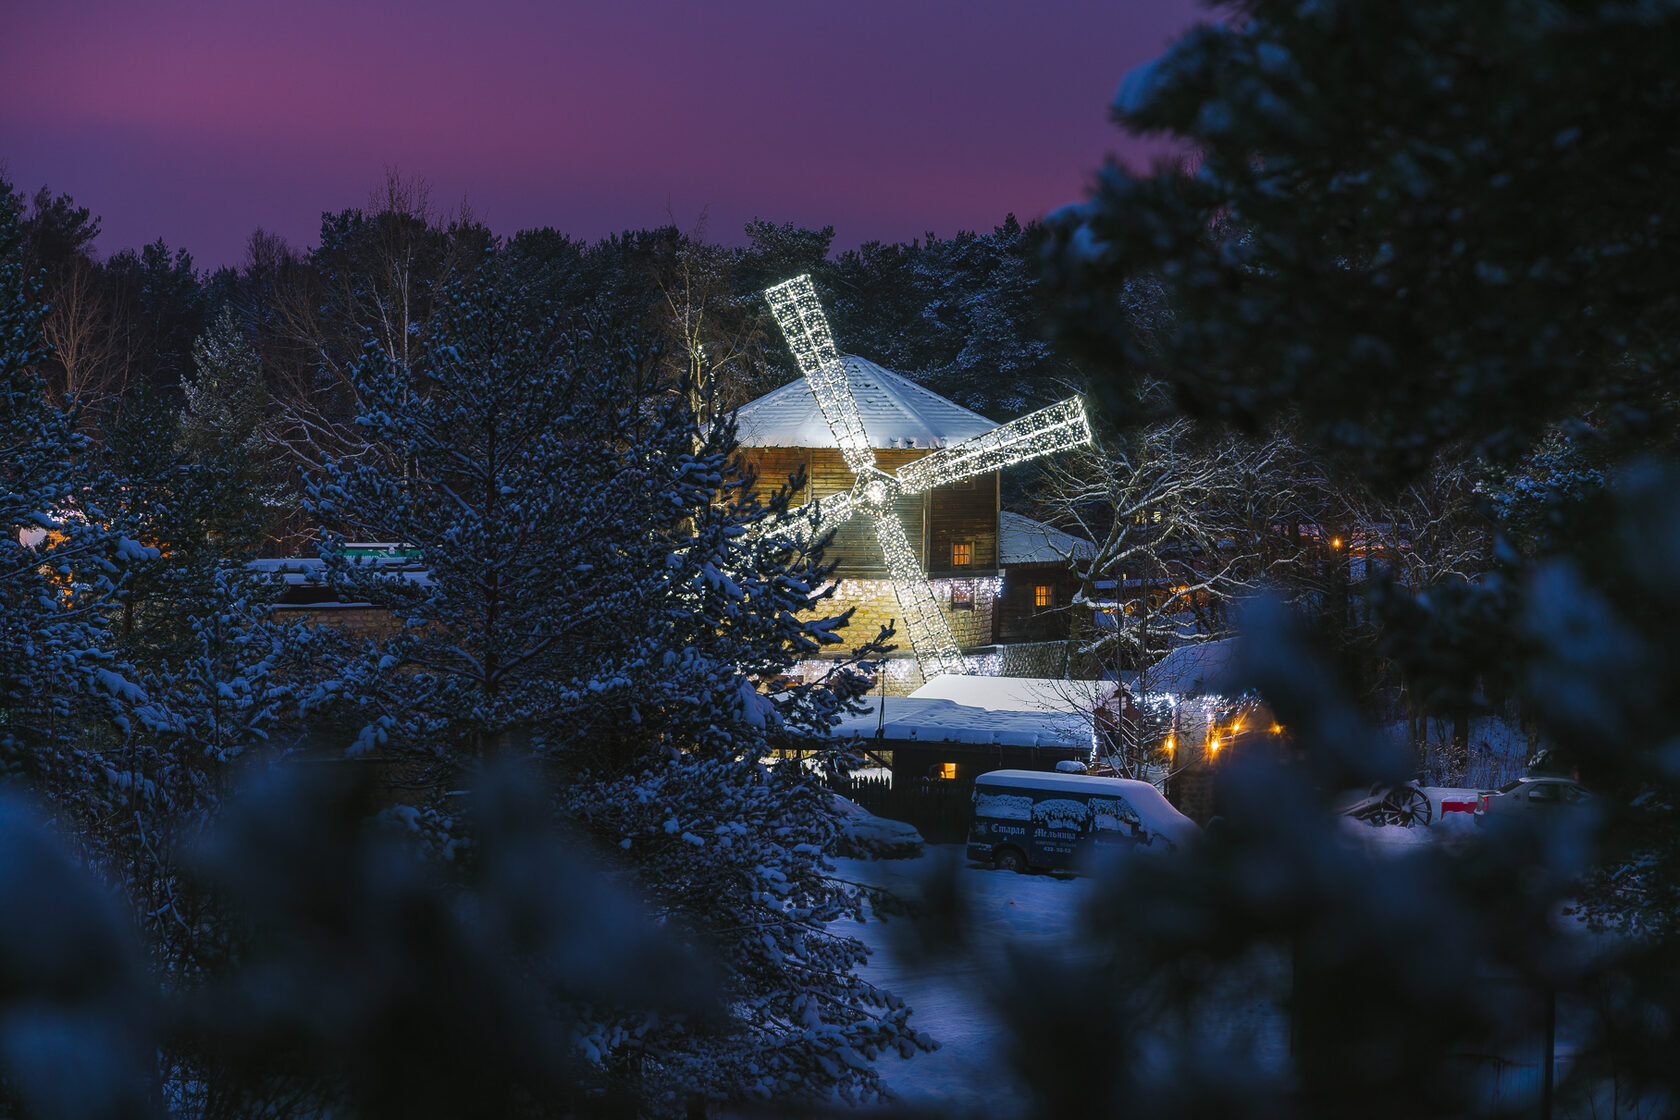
966,769,1198,873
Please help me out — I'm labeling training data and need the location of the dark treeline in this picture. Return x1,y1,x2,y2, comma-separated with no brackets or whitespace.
16,170,1074,559
6,0,1680,1112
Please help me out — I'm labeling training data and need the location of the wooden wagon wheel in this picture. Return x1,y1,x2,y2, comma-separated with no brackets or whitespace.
1372,784,1432,827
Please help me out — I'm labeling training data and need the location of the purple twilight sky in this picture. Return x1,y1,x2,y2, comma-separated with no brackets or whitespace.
1,0,1207,270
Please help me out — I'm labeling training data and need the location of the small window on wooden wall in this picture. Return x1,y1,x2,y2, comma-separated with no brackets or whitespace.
952,541,973,567
950,582,975,610
1034,584,1054,610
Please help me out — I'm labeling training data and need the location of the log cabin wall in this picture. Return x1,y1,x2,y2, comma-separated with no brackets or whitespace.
994,561,1085,644
823,579,995,653
927,471,1000,578
736,447,999,581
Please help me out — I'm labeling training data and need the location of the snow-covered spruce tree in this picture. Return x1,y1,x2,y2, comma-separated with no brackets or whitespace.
1045,0,1680,486
0,178,155,789
1001,2,1680,1113
307,248,922,1108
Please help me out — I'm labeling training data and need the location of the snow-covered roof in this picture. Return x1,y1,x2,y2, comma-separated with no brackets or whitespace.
1140,638,1239,697
734,356,999,450
830,697,1092,749
827,675,1105,749
911,674,1107,714
248,556,431,590
998,511,1097,566
974,769,1199,845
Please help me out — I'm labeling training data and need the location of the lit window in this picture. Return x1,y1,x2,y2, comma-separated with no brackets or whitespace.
1034,584,1053,609
952,541,972,566
938,762,958,780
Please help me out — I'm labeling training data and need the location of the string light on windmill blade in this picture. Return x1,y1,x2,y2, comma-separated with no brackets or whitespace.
764,276,875,474
743,490,859,549
762,274,1092,679
869,508,966,676
896,397,1095,494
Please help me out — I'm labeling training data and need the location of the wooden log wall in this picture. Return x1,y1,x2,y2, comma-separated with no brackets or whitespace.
737,447,999,580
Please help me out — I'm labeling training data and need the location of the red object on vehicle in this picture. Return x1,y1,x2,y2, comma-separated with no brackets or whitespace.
1441,799,1479,814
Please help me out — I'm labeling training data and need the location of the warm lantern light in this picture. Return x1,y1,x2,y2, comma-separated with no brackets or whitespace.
1271,722,1284,736
1165,734,1176,754
1331,537,1343,550
760,274,1094,678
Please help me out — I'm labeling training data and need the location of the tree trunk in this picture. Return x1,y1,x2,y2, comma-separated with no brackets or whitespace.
1449,706,1470,785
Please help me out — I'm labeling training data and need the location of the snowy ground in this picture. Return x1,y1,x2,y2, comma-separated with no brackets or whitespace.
832,847,1090,1115
833,825,1643,1118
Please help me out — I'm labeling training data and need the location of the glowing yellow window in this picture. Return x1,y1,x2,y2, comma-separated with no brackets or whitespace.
1034,584,1053,609
938,762,958,780
952,541,972,566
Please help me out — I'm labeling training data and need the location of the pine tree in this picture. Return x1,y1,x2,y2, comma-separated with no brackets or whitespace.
0,178,155,785
1046,0,1680,486
178,307,279,554
1010,3,1680,1113
306,246,920,1106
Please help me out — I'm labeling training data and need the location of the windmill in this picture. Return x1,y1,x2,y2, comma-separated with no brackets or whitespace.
759,274,1093,678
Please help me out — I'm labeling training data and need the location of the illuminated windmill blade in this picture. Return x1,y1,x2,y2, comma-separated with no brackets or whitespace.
764,275,876,476
866,508,968,678
743,491,857,548
896,397,1093,494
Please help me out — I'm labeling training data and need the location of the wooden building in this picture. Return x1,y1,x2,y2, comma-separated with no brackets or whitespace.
993,511,1096,645
732,358,1103,679
734,356,1002,581
733,356,1006,656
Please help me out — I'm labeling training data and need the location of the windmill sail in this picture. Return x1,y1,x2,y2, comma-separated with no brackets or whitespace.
760,275,1094,679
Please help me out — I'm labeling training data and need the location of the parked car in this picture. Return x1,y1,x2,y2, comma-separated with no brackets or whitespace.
967,769,1198,873
1475,776,1591,817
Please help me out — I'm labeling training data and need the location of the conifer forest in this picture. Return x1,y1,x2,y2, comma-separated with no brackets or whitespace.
3,0,1680,1116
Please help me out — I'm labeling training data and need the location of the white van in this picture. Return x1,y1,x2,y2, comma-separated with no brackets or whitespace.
967,769,1198,872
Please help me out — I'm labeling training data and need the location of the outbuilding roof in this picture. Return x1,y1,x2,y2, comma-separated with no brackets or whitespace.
998,511,1098,566
733,356,999,450
1139,637,1240,697
826,674,1104,749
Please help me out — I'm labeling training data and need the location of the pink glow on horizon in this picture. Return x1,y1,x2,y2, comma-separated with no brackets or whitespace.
2,0,1206,268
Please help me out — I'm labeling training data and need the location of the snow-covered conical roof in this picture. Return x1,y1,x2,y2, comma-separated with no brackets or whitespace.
733,356,998,450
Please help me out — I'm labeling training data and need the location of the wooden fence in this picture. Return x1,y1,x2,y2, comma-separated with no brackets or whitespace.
828,772,976,844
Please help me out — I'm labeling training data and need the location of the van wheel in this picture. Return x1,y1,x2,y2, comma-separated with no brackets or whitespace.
993,847,1028,873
